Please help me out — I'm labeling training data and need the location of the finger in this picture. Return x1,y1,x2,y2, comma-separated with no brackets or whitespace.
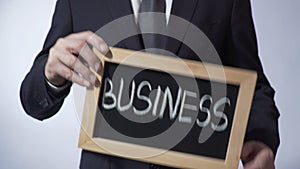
66,31,94,41
243,142,275,169
254,148,274,169
54,49,97,85
243,153,274,169
241,141,263,162
58,38,86,55
54,62,91,87
67,31,109,54
64,31,108,72
47,46,78,85
86,33,109,54
61,35,103,72
78,43,101,71
44,59,67,86
73,56,97,84
241,142,255,162
55,50,78,70
243,159,257,169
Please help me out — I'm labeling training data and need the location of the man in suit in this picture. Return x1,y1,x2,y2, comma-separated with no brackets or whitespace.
20,0,280,168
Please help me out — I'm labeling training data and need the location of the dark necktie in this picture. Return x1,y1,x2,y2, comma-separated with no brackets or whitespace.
138,0,167,53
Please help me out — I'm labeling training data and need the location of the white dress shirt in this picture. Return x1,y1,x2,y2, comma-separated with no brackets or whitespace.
131,0,173,24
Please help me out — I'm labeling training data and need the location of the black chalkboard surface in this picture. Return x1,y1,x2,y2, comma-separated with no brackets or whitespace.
79,47,257,169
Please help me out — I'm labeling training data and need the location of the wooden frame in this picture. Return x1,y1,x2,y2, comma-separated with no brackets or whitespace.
78,47,257,169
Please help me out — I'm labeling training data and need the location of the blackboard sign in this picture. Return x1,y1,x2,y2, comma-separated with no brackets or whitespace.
79,47,257,169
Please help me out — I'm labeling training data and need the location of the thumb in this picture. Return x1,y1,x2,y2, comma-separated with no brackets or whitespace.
241,142,254,163
241,141,258,163
241,141,275,169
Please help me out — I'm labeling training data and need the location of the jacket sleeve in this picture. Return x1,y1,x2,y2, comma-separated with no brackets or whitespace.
20,0,73,120
230,0,280,155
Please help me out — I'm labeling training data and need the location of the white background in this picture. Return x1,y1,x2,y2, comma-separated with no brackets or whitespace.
0,0,299,168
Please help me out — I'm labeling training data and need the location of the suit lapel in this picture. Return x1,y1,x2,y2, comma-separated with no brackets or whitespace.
104,0,144,50
104,0,200,54
165,0,199,55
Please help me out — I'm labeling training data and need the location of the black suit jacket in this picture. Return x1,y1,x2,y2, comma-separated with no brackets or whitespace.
20,0,280,168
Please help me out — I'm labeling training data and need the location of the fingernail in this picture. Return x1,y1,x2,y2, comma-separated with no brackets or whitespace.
83,80,91,87
100,44,108,54
95,79,100,87
90,75,96,83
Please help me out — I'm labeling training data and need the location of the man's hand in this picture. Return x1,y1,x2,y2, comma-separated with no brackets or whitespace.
241,141,275,169
45,31,109,87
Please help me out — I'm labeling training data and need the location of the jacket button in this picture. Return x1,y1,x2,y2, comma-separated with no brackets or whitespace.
39,98,49,108
149,164,160,169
